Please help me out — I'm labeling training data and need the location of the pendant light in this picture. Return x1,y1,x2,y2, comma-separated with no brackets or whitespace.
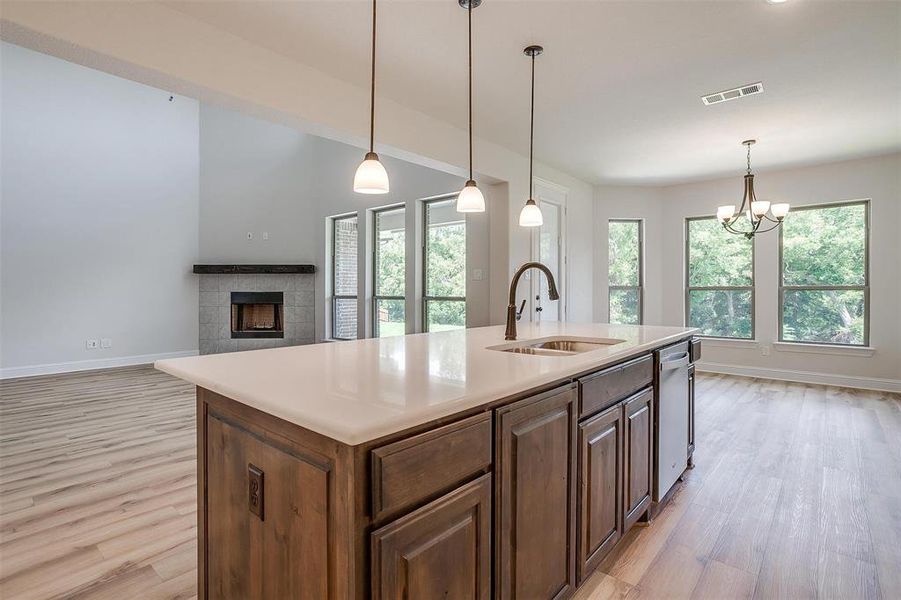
519,45,544,227
456,0,486,213
353,0,390,194
716,140,790,238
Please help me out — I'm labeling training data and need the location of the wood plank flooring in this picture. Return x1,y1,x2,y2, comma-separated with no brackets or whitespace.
2,366,900,599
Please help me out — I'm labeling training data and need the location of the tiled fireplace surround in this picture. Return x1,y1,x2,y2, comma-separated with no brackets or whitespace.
198,273,315,354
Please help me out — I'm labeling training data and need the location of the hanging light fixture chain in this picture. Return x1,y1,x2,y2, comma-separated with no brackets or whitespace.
529,51,535,199
468,1,473,180
369,0,377,153
746,142,751,175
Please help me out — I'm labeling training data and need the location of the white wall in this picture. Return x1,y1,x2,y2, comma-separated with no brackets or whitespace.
594,153,900,391
198,104,476,341
0,42,200,376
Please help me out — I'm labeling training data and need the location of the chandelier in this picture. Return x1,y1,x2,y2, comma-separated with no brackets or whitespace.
717,140,789,238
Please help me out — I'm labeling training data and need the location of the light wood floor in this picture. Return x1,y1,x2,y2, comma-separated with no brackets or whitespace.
1,367,899,599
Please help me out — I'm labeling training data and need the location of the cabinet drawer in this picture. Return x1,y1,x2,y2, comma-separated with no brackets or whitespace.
372,412,492,522
689,338,702,363
579,354,653,419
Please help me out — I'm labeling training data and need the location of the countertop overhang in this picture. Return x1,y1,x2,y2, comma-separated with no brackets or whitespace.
155,323,696,445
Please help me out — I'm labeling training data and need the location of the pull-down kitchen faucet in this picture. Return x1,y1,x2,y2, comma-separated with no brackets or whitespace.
505,262,559,341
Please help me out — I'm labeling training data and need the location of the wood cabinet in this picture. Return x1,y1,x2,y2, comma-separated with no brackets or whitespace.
205,412,330,600
577,403,623,583
623,388,653,530
496,384,578,599
371,474,492,600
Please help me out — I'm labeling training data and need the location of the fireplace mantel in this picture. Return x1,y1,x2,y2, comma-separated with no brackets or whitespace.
192,264,315,275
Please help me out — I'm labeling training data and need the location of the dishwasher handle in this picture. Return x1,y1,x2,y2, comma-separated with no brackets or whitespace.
660,351,690,371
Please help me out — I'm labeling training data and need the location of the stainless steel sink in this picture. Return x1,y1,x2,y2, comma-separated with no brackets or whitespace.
488,336,626,356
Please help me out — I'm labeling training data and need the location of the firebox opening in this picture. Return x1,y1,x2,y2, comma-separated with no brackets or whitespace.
231,292,284,339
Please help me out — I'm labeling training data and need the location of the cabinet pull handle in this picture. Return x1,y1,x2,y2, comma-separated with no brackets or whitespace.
248,464,264,521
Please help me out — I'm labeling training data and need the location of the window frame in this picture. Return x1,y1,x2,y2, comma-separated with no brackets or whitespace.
607,218,644,325
330,212,359,341
371,204,406,338
777,199,870,347
421,194,466,332
684,215,756,340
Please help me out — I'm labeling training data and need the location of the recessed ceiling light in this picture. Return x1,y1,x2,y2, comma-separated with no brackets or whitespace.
766,0,788,4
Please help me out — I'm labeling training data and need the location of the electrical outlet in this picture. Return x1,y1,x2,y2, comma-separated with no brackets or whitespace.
246,232,253,240
472,268,484,281
761,344,771,356
262,231,269,241
101,338,112,349
85,339,99,350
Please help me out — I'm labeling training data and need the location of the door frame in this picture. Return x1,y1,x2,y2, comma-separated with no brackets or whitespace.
530,177,568,322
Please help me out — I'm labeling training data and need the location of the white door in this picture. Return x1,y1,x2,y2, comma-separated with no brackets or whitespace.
531,179,567,322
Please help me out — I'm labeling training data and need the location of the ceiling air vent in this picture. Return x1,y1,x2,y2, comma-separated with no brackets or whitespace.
702,82,764,106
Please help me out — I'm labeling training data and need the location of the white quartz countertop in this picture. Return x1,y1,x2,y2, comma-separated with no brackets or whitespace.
155,322,696,445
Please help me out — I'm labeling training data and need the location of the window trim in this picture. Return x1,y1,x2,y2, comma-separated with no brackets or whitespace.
608,218,644,325
777,199,870,347
421,194,466,332
330,212,359,341
371,203,406,338
684,215,756,340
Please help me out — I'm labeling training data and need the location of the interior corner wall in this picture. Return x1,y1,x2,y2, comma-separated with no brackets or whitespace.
0,42,200,377
657,153,901,389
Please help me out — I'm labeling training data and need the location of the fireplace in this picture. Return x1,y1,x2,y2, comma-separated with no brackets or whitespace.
230,292,284,339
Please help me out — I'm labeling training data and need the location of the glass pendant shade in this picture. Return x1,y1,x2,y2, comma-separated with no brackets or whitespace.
519,199,543,227
771,203,790,219
717,205,736,223
456,180,485,212
751,200,770,217
353,152,389,194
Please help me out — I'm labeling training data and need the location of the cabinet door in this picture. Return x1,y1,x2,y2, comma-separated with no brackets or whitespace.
496,385,577,600
371,474,492,600
577,404,623,583
687,365,696,466
205,413,329,600
623,388,653,530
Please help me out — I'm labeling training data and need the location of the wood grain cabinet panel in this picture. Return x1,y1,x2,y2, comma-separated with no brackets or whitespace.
623,388,653,530
579,354,653,418
206,413,330,600
371,474,492,600
371,412,492,523
577,404,624,583
496,384,577,600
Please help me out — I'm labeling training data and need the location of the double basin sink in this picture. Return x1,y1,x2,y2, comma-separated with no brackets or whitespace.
487,336,625,357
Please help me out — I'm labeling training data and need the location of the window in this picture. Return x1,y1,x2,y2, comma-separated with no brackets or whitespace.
685,216,754,339
608,219,643,324
423,196,466,331
331,214,358,340
779,201,869,346
372,206,406,337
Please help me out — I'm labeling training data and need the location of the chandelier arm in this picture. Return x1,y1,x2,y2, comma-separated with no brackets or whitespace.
752,220,784,235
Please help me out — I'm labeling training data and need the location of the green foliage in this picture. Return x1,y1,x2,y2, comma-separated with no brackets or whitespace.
781,203,867,345
608,221,640,286
426,222,466,298
688,218,753,287
687,217,753,338
609,288,640,325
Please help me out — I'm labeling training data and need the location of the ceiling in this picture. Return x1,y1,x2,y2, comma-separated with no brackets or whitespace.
165,0,901,185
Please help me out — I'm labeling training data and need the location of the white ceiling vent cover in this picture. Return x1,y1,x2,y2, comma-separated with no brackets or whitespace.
702,82,764,105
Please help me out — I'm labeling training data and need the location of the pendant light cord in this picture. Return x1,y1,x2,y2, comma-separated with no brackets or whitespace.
529,52,535,199
369,0,377,153
468,1,473,181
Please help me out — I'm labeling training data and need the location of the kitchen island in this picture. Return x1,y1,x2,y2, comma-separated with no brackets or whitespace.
156,322,699,599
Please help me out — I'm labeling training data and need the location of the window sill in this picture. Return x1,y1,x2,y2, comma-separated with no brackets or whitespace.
773,342,875,357
697,338,759,349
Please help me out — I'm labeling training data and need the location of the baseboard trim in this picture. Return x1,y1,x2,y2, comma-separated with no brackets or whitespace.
696,361,901,393
0,350,199,380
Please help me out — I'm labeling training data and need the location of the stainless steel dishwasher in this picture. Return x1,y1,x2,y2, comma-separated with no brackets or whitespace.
654,341,690,501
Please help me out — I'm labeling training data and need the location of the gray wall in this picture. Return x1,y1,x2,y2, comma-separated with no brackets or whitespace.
198,104,487,341
0,43,200,375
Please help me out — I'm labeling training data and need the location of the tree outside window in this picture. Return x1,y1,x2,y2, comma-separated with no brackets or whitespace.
423,197,466,331
608,219,643,325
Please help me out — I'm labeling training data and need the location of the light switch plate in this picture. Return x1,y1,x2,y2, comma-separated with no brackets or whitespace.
101,338,112,349
85,339,99,350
